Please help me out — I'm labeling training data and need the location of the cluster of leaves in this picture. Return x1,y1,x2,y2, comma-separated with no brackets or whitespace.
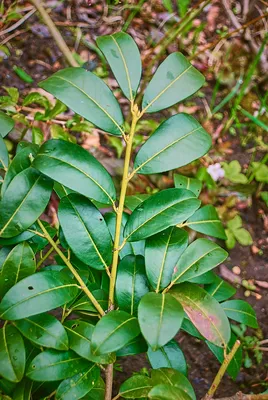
0,32,258,400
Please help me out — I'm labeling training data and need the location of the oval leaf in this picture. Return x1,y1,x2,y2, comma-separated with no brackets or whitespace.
83,377,105,400
147,340,187,375
0,135,9,170
185,205,226,240
138,293,184,350
221,300,258,328
14,313,69,350
116,335,148,357
142,52,205,113
170,283,231,347
91,310,140,355
0,168,53,238
174,173,202,197
58,194,112,269
116,255,149,314
0,325,25,382
145,227,188,291
0,110,14,138
148,384,192,400
0,271,78,320
33,140,116,205
124,189,200,242
133,114,211,174
97,32,141,101
119,375,152,399
39,67,124,135
151,368,195,400
205,276,236,302
171,238,228,284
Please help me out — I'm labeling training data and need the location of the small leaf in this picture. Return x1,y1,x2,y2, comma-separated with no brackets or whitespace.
142,53,205,113
26,349,90,381
83,376,105,400
0,325,25,382
133,114,211,174
145,227,188,291
170,283,231,347
39,67,124,136
116,255,149,314
222,161,248,184
185,205,227,240
205,276,236,302
0,110,14,137
97,32,142,101
148,384,192,400
33,139,116,205
119,375,152,399
58,194,112,269
23,92,50,110
91,310,140,355
0,135,9,170
138,293,184,350
14,313,69,350
151,368,195,400
0,271,78,320
147,340,187,375
174,173,202,197
171,238,228,284
221,300,258,328
124,188,200,242
50,124,75,143
124,194,150,211
233,228,253,246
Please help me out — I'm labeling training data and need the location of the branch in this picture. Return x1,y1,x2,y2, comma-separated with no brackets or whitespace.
211,394,268,400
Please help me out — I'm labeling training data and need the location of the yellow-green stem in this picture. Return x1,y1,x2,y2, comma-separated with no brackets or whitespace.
37,219,105,316
36,240,59,269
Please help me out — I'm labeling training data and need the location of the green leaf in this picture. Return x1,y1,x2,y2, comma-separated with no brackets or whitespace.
221,300,258,328
14,313,69,350
0,168,53,238
174,174,202,197
50,124,75,143
58,194,112,269
23,92,50,110
119,375,152,399
26,349,90,381
124,188,200,242
138,293,184,350
64,320,115,364
185,205,227,240
12,378,33,400
33,140,116,205
82,376,105,400
97,32,141,101
116,255,149,314
147,340,187,375
71,289,108,315
251,162,268,183
55,364,100,400
116,335,148,357
260,191,268,207
205,276,236,302
1,144,39,195
0,325,25,382
0,135,9,170
151,368,195,400
171,238,228,284
170,283,230,347
233,228,253,246
142,53,205,113
124,194,150,211
207,333,242,380
225,229,236,249
177,0,190,16
47,100,68,120
105,212,137,258
91,310,140,355
222,161,248,184
162,0,173,13
133,114,211,174
227,215,242,230
0,271,78,320
181,318,204,340
188,270,215,284
0,110,14,137
145,227,188,291
0,242,36,296
148,384,192,400
39,67,124,136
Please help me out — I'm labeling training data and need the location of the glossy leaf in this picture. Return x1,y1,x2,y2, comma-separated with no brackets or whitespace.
0,229,35,247
55,364,100,400
12,378,33,400
205,276,236,302
0,135,9,170
91,310,140,355
134,114,211,174
171,238,228,284
39,67,124,135
151,368,195,400
0,271,79,320
124,194,150,211
0,168,53,238
142,52,205,113
14,313,69,350
185,205,227,240
71,289,108,314
145,227,188,291
33,140,116,204
0,242,36,297
0,110,14,137
174,174,202,197
124,188,200,242
27,349,90,381
116,335,148,357
83,376,105,400
221,300,258,328
119,375,152,398
58,194,112,269
64,320,115,364
181,318,203,340
116,255,149,314
147,340,187,375
170,283,231,347
148,384,192,400
138,292,184,350
96,32,141,101
0,325,25,382
188,270,215,284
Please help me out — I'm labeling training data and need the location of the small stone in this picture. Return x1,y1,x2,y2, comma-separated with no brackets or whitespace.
232,266,241,275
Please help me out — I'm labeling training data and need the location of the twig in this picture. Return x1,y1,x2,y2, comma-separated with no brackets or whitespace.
0,8,36,37
212,395,268,400
29,0,79,67
105,364,113,400
0,29,27,45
